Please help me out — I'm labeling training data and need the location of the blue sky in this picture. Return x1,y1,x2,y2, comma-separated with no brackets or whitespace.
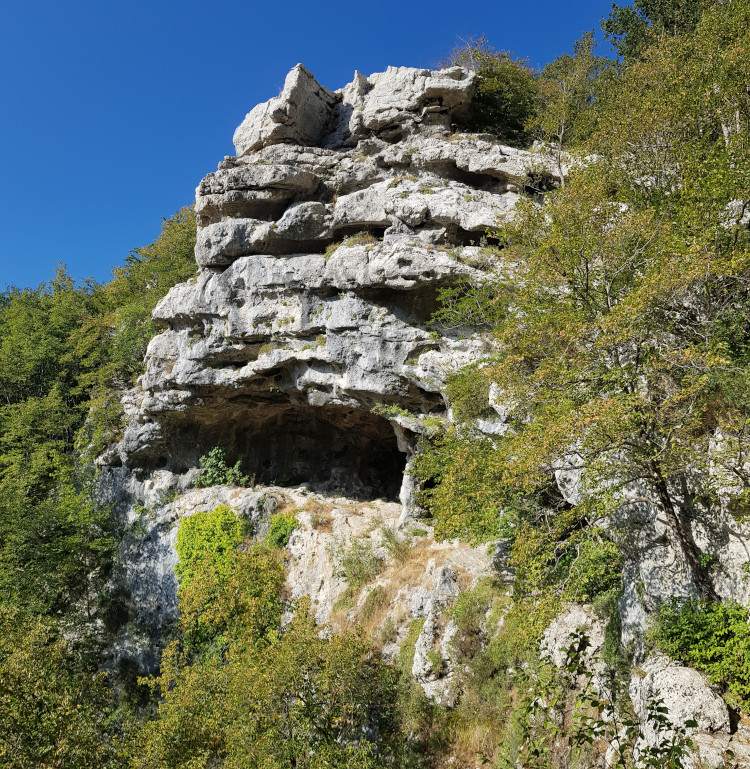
0,0,618,290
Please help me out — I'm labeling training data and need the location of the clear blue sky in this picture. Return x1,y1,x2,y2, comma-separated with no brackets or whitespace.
0,0,618,290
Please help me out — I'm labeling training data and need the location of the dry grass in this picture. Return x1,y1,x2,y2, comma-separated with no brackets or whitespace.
302,500,335,532
331,539,469,645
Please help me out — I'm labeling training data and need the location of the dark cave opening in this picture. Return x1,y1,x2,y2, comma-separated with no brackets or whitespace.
171,402,407,501
358,283,444,328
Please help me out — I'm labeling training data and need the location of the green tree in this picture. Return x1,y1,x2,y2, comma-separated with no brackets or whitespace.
447,35,539,146
530,32,609,184
0,609,118,768
603,0,703,62
0,207,195,623
74,206,196,457
175,505,284,652
422,1,750,606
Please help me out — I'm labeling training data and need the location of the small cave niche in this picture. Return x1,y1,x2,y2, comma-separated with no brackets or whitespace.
443,225,502,249
331,224,388,242
430,161,507,192
198,199,290,227
359,283,445,328
177,402,407,501
376,124,405,144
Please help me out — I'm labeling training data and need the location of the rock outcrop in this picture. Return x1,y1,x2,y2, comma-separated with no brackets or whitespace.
102,61,543,687
110,63,559,514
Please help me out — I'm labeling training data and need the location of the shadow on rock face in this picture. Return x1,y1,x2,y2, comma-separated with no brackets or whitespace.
163,401,407,502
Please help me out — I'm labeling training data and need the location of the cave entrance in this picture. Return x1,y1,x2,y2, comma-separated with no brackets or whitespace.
187,402,406,501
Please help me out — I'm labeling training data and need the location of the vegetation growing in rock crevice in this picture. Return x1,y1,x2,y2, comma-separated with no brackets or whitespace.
265,509,300,548
195,445,250,488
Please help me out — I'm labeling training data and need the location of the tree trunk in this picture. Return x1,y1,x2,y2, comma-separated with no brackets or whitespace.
650,463,719,603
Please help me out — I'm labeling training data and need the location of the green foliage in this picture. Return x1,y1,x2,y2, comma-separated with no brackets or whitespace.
450,577,506,659
603,0,702,62
179,544,285,654
412,430,503,542
597,588,628,672
431,275,509,330
135,520,408,768
334,538,384,589
134,599,403,769
513,631,695,768
652,600,750,712
195,445,250,488
371,402,412,419
0,608,119,768
175,504,243,584
0,205,195,623
562,539,623,602
265,509,300,548
174,503,284,653
445,366,494,423
423,143,750,599
76,207,196,390
399,617,426,678
530,32,610,176
447,35,539,146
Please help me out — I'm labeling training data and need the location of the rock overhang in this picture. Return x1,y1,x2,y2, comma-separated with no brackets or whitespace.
116,63,562,507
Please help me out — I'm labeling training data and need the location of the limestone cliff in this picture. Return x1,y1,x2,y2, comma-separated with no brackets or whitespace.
107,63,559,511
101,62,552,699
100,63,750,766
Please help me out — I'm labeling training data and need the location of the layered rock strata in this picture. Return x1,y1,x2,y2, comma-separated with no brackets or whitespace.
112,63,561,509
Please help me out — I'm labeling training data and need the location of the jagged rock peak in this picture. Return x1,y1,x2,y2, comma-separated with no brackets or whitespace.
232,63,477,155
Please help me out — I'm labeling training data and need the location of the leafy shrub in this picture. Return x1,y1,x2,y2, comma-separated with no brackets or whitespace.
446,35,539,146
399,617,426,678
265,510,299,548
371,403,412,419
446,367,495,423
174,505,283,652
195,445,249,488
652,599,750,712
562,539,623,602
0,609,119,768
135,600,404,769
380,617,397,645
335,539,384,589
412,430,503,542
179,545,284,652
175,504,243,585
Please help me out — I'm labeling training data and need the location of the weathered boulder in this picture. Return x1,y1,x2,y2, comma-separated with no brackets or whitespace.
630,654,733,768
